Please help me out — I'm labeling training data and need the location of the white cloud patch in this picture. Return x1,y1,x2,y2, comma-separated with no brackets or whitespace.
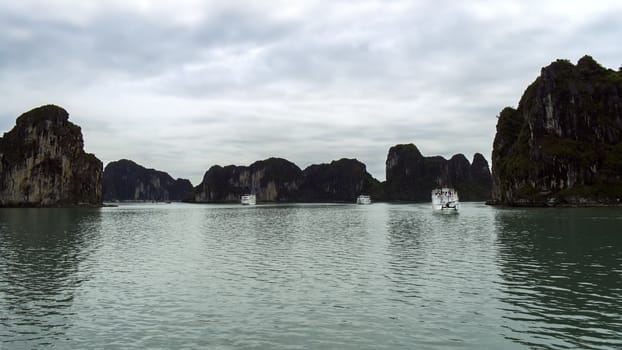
1,0,621,183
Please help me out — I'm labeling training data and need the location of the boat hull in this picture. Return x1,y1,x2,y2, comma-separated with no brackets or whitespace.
432,204,459,213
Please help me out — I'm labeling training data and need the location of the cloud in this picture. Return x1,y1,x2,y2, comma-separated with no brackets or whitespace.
1,0,621,184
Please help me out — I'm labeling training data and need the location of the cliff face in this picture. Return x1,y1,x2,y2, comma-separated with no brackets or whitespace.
103,159,193,201
385,144,423,200
300,158,384,202
191,157,384,203
193,157,303,202
469,153,494,199
385,143,491,201
491,56,622,206
0,105,102,207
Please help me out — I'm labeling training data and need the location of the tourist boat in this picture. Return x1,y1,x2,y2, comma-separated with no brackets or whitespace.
240,194,256,205
431,188,459,212
356,195,372,205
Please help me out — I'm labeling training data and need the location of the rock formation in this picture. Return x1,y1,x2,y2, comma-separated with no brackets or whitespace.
190,157,384,203
300,158,384,202
0,105,102,206
468,153,494,199
385,143,491,201
103,159,193,201
192,157,303,202
491,56,622,206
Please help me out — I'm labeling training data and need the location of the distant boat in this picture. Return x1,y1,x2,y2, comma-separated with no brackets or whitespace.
356,195,372,205
432,188,459,212
241,194,256,205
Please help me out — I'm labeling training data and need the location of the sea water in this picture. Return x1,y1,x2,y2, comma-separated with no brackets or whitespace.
1,203,621,349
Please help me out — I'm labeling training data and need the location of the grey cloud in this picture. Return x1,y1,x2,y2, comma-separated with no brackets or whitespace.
0,6,296,87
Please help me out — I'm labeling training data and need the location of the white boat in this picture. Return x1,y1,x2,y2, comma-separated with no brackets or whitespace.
240,194,256,205
356,195,372,205
431,188,459,212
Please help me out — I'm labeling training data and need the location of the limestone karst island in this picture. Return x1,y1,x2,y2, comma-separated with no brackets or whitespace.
490,55,622,206
0,105,102,206
1,56,621,207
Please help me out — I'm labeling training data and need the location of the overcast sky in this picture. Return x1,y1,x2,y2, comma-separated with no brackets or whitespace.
1,0,621,183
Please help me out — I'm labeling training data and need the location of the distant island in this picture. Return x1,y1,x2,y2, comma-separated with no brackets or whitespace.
385,144,492,202
103,159,193,202
189,157,383,203
490,55,622,206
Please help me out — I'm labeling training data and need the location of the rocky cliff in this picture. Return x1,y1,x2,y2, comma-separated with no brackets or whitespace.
300,158,384,202
192,157,303,202
469,153,494,199
491,56,622,206
103,159,193,201
0,105,102,206
190,157,384,203
385,143,492,201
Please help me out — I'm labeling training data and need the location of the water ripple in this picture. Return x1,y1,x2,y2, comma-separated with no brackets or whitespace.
1,203,621,349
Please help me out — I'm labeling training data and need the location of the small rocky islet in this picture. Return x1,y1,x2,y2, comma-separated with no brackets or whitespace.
0,105,102,207
1,55,620,207
103,159,193,202
191,157,384,203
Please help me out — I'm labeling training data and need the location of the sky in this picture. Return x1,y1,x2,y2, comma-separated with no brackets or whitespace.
1,0,621,184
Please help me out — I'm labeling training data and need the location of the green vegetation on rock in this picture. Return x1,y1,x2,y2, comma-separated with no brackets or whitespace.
491,55,622,206
0,105,103,207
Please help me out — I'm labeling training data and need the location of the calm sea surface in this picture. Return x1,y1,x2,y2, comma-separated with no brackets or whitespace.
1,203,621,349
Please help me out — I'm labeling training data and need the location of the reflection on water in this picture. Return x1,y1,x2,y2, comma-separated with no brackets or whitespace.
495,208,622,350
0,208,101,346
385,204,509,349
190,204,396,349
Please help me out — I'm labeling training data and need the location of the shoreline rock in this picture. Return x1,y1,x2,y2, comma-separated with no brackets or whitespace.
103,159,193,202
490,56,622,207
189,157,384,203
0,105,102,207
